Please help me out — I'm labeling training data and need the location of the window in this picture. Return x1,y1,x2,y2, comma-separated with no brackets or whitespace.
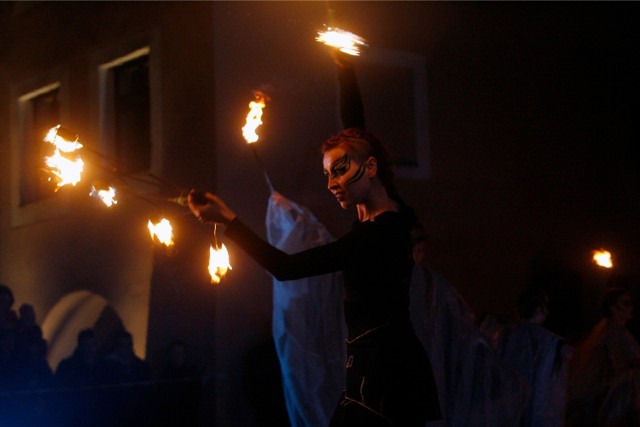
18,83,62,205
100,47,151,175
354,49,430,180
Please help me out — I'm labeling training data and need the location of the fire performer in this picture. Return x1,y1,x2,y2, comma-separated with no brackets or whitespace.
188,127,441,426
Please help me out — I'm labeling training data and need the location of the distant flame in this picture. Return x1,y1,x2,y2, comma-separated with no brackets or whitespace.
43,125,84,188
148,218,174,248
316,27,369,56
592,249,613,269
242,93,266,144
209,244,231,284
90,185,118,207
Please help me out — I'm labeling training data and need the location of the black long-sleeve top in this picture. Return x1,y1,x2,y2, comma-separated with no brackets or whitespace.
224,211,415,340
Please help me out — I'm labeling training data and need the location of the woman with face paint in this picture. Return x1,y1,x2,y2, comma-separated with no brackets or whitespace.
188,127,441,426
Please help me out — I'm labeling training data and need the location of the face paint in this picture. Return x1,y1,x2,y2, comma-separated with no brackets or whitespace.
345,163,366,185
326,152,351,181
325,152,365,185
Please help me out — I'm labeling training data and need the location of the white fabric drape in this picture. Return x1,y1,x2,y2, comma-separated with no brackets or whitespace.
266,192,347,427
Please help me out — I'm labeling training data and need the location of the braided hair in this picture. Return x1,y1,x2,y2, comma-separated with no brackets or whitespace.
322,128,419,227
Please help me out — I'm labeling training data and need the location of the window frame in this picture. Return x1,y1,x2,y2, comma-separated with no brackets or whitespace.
10,70,72,227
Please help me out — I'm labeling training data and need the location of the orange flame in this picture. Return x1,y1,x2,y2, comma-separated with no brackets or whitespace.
43,125,84,188
242,93,266,144
592,249,613,269
148,218,174,248
209,244,231,284
316,27,369,56
44,125,83,152
90,185,118,207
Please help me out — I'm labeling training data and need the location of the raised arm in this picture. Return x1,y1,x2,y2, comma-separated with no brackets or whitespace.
333,51,366,131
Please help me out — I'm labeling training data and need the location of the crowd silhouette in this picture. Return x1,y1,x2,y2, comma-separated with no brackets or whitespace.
3,265,640,427
0,284,203,427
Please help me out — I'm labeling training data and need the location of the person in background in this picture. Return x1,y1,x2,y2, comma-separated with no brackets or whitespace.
55,328,99,388
566,287,640,427
96,329,153,427
155,339,203,427
500,287,571,427
0,284,18,337
188,126,441,426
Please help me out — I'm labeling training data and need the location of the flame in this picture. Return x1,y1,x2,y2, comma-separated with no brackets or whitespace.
242,93,266,144
43,125,84,188
90,185,118,207
44,125,83,152
209,244,231,284
592,249,613,269
148,218,174,248
44,150,84,188
316,27,369,56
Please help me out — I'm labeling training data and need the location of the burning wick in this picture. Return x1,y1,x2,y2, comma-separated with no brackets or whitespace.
592,249,613,269
43,125,85,188
209,244,231,284
44,125,83,152
148,218,175,248
209,224,231,284
241,91,275,194
90,185,118,207
316,26,369,56
242,92,266,144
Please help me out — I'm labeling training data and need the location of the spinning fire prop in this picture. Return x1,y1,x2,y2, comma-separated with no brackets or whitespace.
148,218,174,248
43,125,85,189
209,224,231,285
316,26,368,56
89,185,118,207
242,91,274,194
40,17,367,283
41,124,231,283
592,249,613,269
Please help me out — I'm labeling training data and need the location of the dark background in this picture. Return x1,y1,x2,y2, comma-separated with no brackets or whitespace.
1,2,639,425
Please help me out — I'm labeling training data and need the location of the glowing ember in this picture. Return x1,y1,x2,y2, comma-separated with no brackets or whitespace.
43,125,84,188
148,218,174,248
316,27,369,56
592,249,613,269
209,244,231,284
90,185,118,207
242,93,266,144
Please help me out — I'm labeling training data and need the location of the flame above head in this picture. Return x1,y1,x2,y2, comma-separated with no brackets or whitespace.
90,185,118,207
592,249,613,269
316,27,369,56
148,218,174,248
209,244,231,284
242,93,266,144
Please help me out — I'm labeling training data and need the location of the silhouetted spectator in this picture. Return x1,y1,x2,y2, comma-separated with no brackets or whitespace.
56,328,99,388
8,335,54,426
0,329,17,391
13,335,53,391
14,304,44,365
0,284,18,337
501,287,571,427
567,287,640,427
53,328,100,426
95,329,153,427
155,339,203,426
